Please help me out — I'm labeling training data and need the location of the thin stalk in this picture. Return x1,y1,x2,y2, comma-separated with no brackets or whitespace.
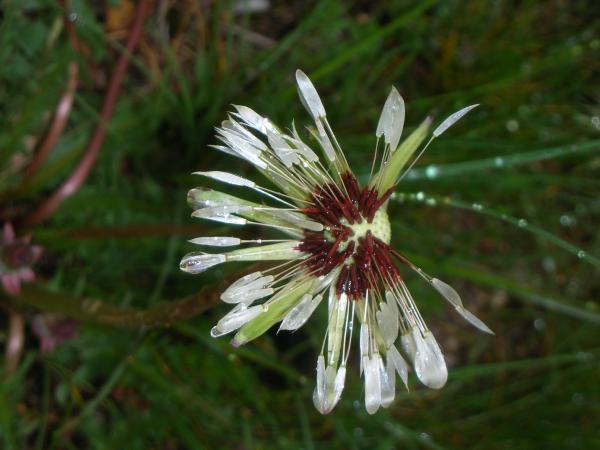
22,0,149,226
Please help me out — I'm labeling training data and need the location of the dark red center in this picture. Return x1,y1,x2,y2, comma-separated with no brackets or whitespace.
298,172,399,300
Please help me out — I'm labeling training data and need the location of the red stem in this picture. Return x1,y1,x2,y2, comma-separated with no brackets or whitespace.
22,0,149,227
25,62,79,179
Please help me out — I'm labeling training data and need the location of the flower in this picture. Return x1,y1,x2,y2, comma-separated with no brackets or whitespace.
1,222,42,296
180,70,493,414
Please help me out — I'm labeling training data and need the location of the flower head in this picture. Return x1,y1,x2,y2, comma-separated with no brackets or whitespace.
1,222,42,296
180,70,492,414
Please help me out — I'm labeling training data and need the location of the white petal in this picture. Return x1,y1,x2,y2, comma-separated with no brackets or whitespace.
388,344,409,389
194,171,256,188
313,355,327,414
376,87,405,151
413,331,448,389
226,241,304,262
432,104,479,137
210,304,263,337
400,329,417,361
232,105,276,134
267,130,301,167
264,209,323,231
291,122,319,162
377,292,400,347
225,271,262,291
192,205,249,224
431,278,494,334
221,275,275,303
384,355,397,405
359,322,370,367
226,288,273,306
295,69,326,119
180,252,225,274
327,292,348,367
331,365,346,408
455,307,495,335
189,236,241,247
431,278,463,308
314,119,336,161
311,268,340,294
379,354,395,408
279,293,323,331
364,355,382,415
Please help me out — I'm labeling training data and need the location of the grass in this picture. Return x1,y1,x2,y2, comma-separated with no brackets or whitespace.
0,0,598,449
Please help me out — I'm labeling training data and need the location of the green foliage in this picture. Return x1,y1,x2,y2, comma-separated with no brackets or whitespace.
1,0,599,449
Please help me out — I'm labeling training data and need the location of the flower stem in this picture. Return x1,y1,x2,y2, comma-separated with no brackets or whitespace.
21,0,149,226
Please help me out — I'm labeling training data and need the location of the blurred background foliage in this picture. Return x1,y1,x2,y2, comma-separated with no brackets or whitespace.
0,0,599,448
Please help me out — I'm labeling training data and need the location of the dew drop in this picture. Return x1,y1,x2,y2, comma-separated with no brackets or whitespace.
419,432,431,441
533,318,546,331
506,119,519,133
518,219,528,228
577,250,586,259
559,215,575,227
425,198,436,206
494,157,505,167
591,116,600,130
415,192,425,201
425,165,439,179
472,203,483,211
69,12,78,22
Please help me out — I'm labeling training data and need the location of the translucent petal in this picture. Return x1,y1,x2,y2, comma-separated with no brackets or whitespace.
388,344,409,388
189,236,241,247
327,292,348,367
379,355,395,408
364,355,382,415
267,129,301,167
194,171,256,188
331,365,346,409
313,355,327,414
413,331,448,389
191,207,248,225
221,275,275,303
456,307,495,335
232,104,276,134
370,117,431,192
377,292,400,347
225,288,273,306
432,104,479,137
210,304,263,337
263,209,323,231
431,278,494,334
232,276,314,346
314,119,336,161
400,329,417,361
226,241,304,262
279,293,323,331
431,278,463,308
376,87,405,151
180,252,225,274
226,271,262,291
295,69,326,119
